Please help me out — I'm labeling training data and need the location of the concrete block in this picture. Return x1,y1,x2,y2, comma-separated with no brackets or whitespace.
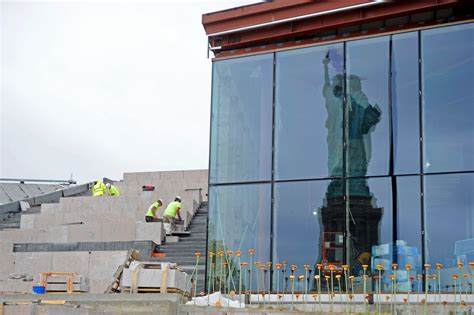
101,223,135,242
0,242,15,280
61,211,90,225
45,282,89,292
20,215,35,229
165,236,179,243
59,196,82,212
135,222,164,245
40,203,59,214
88,251,128,281
37,226,68,243
14,252,52,275
123,172,138,182
88,279,108,294
89,212,121,225
68,224,102,242
0,279,33,293
159,170,185,180
34,214,61,228
183,169,208,181
119,211,136,224
51,252,90,276
0,229,40,243
107,197,127,213
121,267,188,291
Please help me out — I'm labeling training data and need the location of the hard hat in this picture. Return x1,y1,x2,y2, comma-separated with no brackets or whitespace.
106,183,111,189
157,199,163,205
175,196,182,202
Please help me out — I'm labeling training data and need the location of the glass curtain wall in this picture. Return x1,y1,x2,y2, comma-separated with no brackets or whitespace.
208,22,474,294
209,54,273,184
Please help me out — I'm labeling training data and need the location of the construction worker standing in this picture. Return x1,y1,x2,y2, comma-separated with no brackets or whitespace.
105,183,121,197
145,199,163,222
163,196,182,232
92,180,106,197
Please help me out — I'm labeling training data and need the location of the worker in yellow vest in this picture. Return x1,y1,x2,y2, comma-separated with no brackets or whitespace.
105,183,121,197
145,199,163,222
163,196,182,232
92,180,106,197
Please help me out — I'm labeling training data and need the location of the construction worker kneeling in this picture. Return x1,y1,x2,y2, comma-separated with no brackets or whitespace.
92,180,106,197
106,183,120,197
145,199,163,222
163,196,182,232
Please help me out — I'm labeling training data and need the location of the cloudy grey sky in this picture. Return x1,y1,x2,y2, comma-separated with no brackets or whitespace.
1,0,259,184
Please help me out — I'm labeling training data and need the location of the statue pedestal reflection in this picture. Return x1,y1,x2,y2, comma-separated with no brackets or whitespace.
319,179,383,274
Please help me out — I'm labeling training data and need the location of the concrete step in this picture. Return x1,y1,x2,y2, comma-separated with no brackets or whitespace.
160,248,207,255
152,257,205,265
160,245,207,251
185,232,207,236
189,220,206,224
186,230,207,234
178,238,207,243
164,253,207,259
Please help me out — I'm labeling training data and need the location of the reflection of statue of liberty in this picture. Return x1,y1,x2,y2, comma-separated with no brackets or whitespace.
319,51,383,276
323,52,382,198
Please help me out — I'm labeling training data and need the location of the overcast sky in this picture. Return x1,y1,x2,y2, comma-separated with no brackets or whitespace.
1,0,259,184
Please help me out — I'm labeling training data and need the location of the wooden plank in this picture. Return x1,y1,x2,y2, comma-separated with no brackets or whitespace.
160,265,168,294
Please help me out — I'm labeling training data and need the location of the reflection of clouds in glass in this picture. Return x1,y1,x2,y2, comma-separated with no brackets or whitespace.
250,66,262,79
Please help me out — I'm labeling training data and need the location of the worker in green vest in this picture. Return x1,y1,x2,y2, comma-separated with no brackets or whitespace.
105,183,121,197
92,180,106,197
145,199,163,222
163,196,182,232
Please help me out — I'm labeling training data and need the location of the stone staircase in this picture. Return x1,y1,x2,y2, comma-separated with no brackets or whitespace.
151,202,208,293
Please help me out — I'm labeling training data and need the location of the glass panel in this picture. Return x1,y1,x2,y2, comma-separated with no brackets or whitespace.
396,176,422,292
210,54,273,183
273,179,343,293
422,23,474,173
425,173,474,292
207,184,271,293
392,32,420,174
275,44,344,180
347,177,392,292
346,36,390,177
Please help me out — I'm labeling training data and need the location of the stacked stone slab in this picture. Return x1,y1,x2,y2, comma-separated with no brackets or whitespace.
0,169,208,294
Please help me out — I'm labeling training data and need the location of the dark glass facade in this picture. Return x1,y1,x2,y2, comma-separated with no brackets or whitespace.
208,23,474,293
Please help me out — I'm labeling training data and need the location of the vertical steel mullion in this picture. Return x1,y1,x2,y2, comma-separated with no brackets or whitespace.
388,36,398,263
342,42,349,268
269,52,277,292
205,61,216,293
418,30,427,287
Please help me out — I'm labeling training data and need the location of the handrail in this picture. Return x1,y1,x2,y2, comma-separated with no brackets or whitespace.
0,178,76,184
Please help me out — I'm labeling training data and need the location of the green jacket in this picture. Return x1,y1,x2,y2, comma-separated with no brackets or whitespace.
164,201,181,218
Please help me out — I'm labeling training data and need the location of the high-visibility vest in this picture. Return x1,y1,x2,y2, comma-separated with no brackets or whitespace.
108,185,120,197
146,202,161,217
164,201,181,218
92,181,106,197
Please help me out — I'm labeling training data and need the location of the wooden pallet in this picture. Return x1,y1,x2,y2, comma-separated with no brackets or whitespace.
105,249,140,293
